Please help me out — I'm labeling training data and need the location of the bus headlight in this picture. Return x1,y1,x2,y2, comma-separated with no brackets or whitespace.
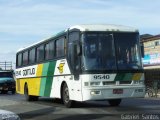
90,82,101,86
90,90,101,95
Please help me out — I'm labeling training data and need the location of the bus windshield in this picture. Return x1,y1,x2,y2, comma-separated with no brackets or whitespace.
82,32,142,71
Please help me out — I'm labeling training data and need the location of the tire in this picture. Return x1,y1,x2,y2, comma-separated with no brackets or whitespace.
62,83,74,108
12,89,16,94
24,84,32,101
24,84,39,101
108,99,122,106
32,96,39,101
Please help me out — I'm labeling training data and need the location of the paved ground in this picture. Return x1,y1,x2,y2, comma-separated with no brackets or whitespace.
0,93,160,120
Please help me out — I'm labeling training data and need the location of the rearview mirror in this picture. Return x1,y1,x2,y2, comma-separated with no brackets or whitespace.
76,43,82,56
140,44,144,58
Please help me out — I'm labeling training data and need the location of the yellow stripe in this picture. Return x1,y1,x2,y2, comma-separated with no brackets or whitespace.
132,73,142,80
16,78,26,94
35,64,43,95
17,78,41,96
36,64,43,77
16,64,43,96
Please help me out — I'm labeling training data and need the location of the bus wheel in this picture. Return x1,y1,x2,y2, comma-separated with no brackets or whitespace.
24,84,32,101
62,83,74,108
108,99,121,106
24,84,39,101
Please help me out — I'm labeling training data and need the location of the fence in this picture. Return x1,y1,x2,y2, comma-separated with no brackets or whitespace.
144,68,160,97
0,61,13,70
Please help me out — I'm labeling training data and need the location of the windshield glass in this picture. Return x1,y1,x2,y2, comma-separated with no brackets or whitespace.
0,72,13,78
82,33,117,71
115,33,142,70
82,32,142,71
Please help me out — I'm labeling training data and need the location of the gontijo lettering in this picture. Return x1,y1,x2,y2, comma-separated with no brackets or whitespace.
23,68,35,76
16,68,35,77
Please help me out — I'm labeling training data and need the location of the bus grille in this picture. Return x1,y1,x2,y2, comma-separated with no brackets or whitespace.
119,81,131,84
103,81,115,85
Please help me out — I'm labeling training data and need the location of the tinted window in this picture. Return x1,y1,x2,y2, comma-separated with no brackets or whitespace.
36,45,44,62
83,33,116,70
68,32,80,71
29,48,35,64
0,72,13,78
17,53,22,67
23,51,28,65
82,32,142,71
114,33,142,70
45,41,54,60
55,38,65,57
69,32,79,43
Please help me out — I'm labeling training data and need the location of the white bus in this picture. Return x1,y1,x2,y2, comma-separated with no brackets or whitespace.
16,24,145,107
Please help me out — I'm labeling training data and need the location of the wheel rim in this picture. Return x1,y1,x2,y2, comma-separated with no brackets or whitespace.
63,86,69,103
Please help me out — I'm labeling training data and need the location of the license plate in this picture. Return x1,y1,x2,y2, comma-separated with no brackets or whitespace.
113,89,123,94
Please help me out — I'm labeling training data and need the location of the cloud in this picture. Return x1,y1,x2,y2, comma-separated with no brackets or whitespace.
0,0,160,36
0,0,160,63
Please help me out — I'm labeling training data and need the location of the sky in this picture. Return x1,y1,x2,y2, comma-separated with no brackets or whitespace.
0,0,160,69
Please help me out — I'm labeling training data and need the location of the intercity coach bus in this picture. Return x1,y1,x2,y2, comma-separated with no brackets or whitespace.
16,24,145,107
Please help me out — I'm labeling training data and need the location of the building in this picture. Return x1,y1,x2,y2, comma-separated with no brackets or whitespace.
141,34,160,69
140,34,160,90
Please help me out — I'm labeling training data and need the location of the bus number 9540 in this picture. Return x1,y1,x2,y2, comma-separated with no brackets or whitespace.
94,75,110,79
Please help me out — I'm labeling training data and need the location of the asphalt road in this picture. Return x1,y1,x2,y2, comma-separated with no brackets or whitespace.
0,93,160,120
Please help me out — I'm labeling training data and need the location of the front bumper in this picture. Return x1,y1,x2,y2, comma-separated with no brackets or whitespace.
82,86,145,101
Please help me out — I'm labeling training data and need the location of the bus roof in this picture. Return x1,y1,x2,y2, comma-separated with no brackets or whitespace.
69,24,138,32
17,24,138,53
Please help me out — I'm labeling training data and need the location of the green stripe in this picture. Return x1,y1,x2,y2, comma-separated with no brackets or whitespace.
115,73,133,81
39,61,56,97
122,73,133,81
115,73,125,81
39,63,49,96
39,77,46,96
44,62,56,96
42,62,50,76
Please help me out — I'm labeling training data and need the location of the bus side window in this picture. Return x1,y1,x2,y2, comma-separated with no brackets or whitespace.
22,51,28,66
69,32,79,43
36,44,44,62
45,43,50,60
17,53,22,67
45,40,55,60
68,32,80,73
55,37,65,58
29,48,36,64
